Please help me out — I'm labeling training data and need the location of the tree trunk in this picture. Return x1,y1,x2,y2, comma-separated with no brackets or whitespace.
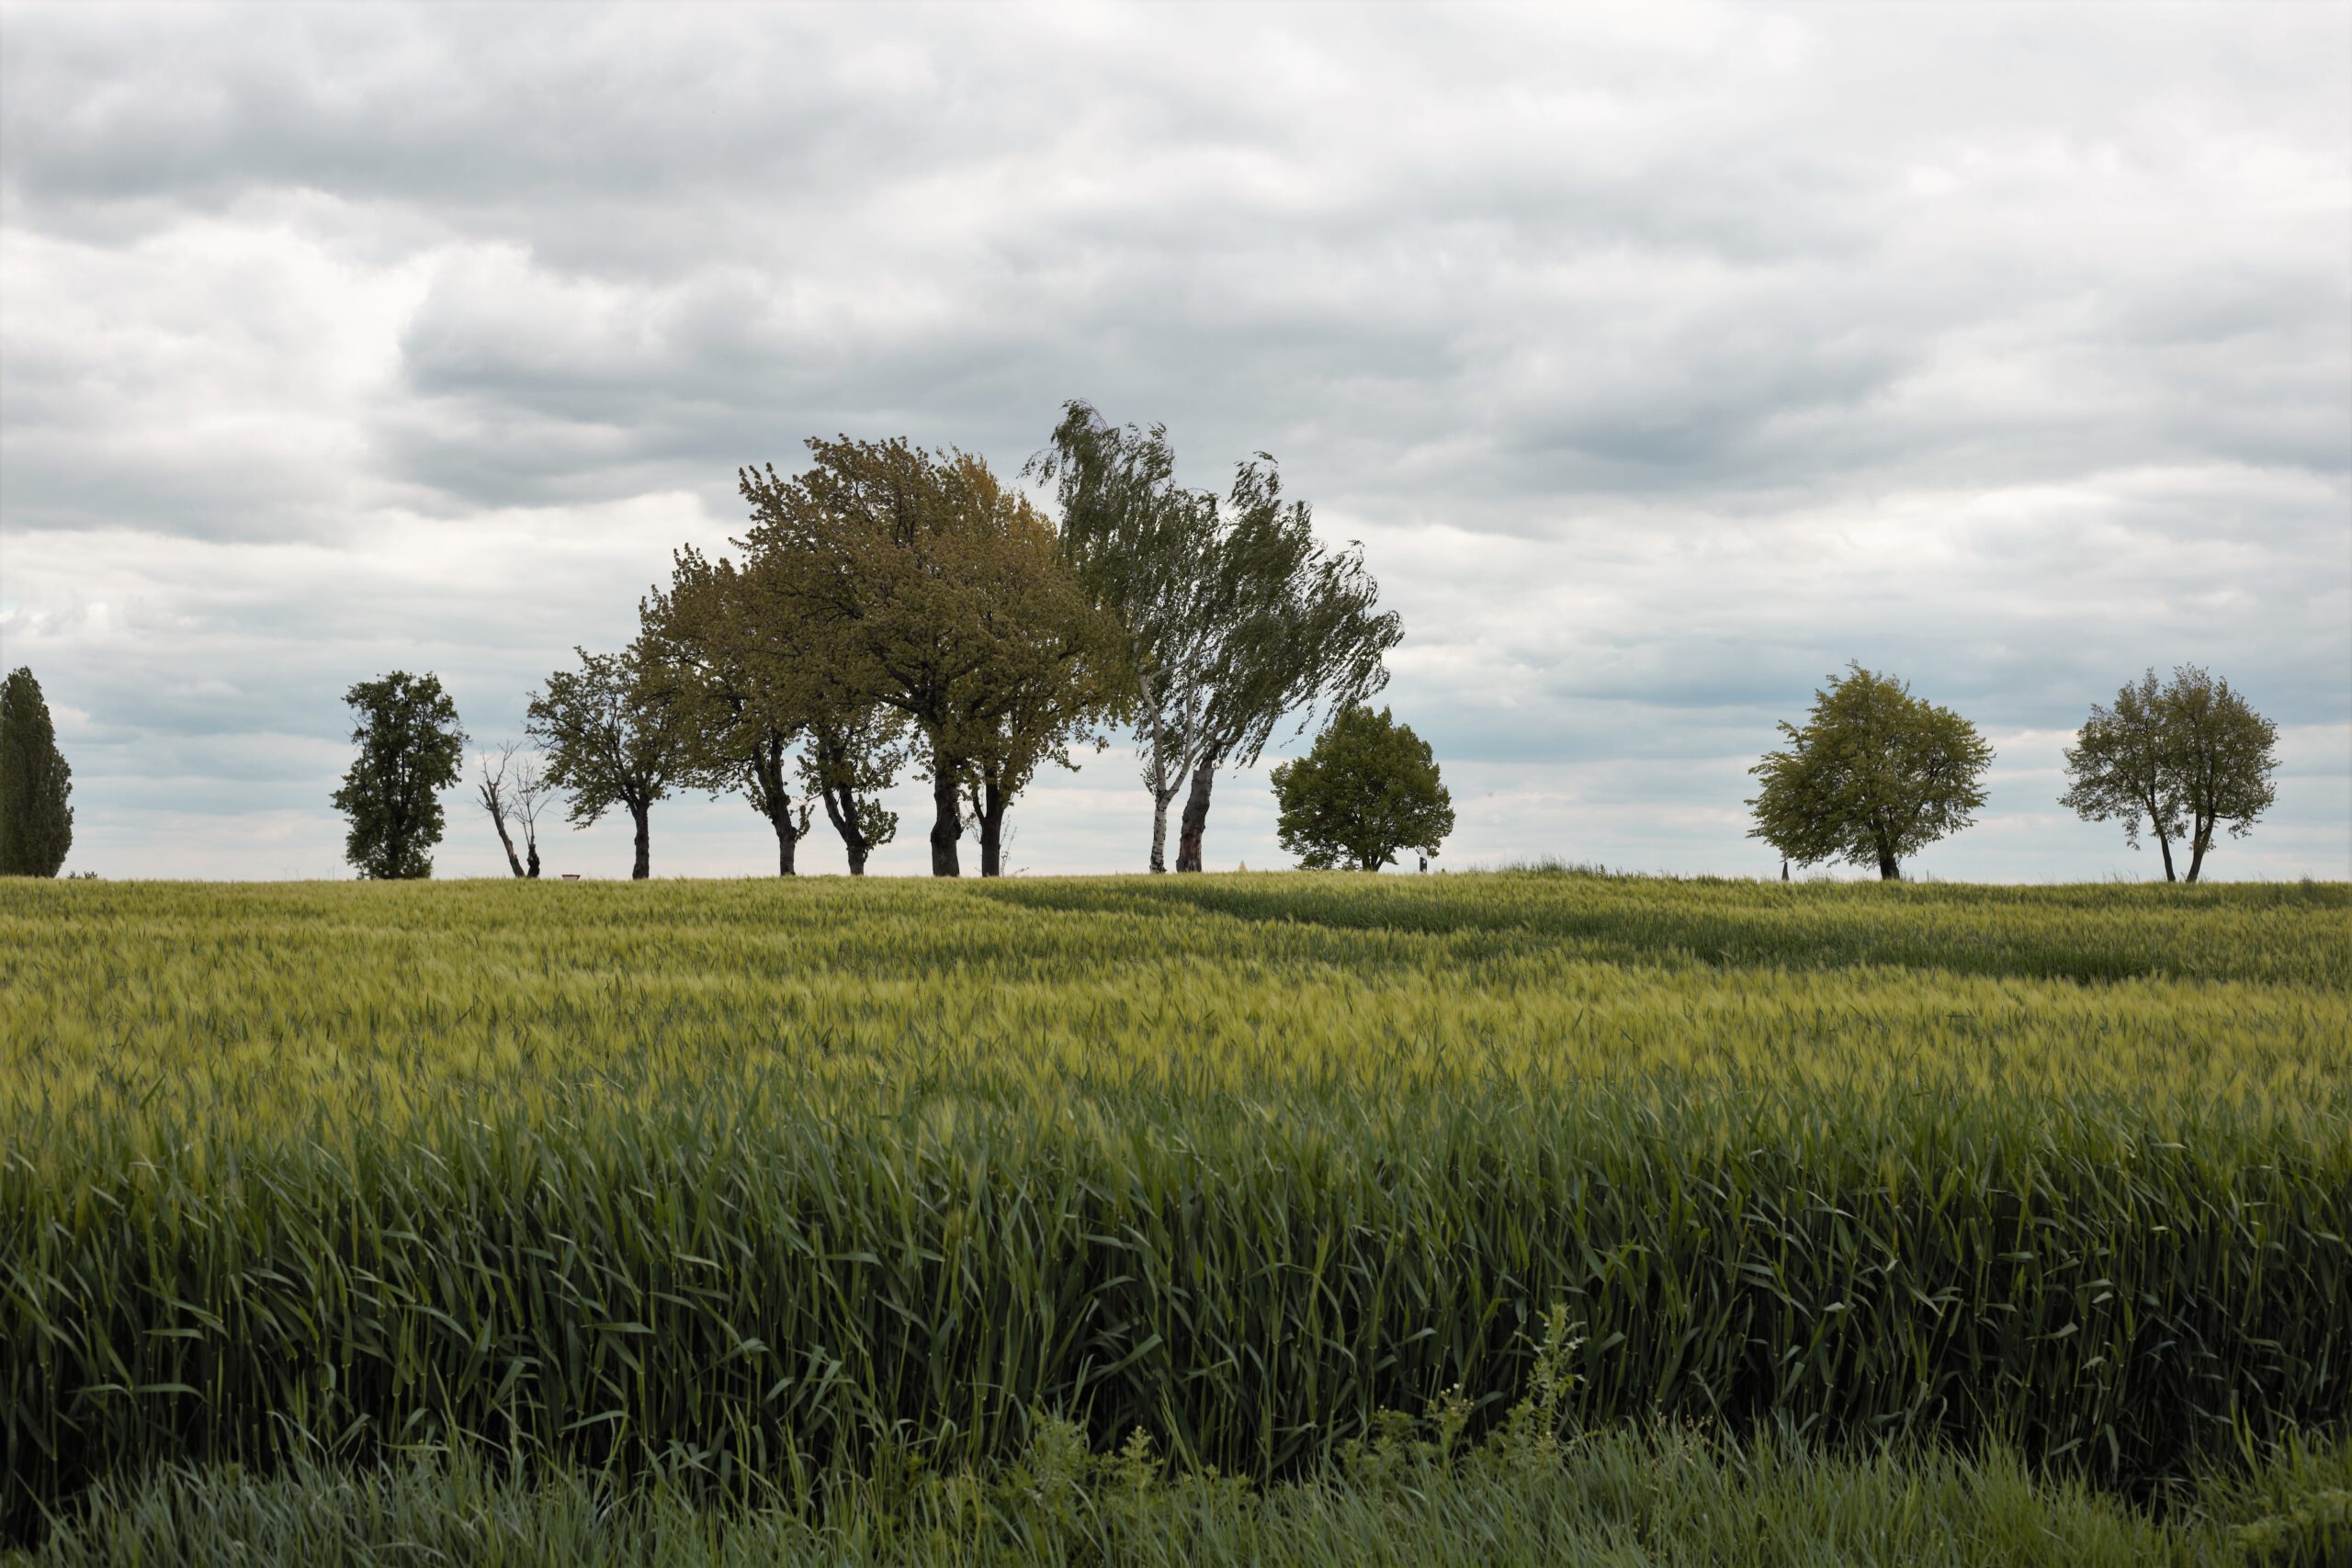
819,784,871,876
1876,846,1900,881
2185,819,2211,884
526,839,541,879
977,777,1006,877
754,745,798,876
2154,825,2177,882
630,803,651,881
930,761,962,877
1148,786,1178,874
1175,756,1216,873
1781,858,1790,882
488,807,526,878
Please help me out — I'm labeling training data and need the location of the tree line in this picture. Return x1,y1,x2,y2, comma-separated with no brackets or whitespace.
335,403,1421,881
0,536,2291,886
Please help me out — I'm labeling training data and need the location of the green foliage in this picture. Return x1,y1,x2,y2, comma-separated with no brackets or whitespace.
3,872,2346,1546
739,438,1122,876
2062,666,2279,882
1271,705,1453,870
526,647,691,879
39,1427,2340,1567
327,671,465,880
0,667,74,877
1747,663,1994,879
1032,401,1401,871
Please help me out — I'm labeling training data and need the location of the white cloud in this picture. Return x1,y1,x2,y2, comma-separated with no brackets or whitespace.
1,1,2344,881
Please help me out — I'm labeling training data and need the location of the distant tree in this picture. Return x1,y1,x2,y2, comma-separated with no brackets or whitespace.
2059,670,2184,881
1747,663,1992,881
1271,705,1453,872
511,749,552,877
0,667,74,876
642,543,909,876
474,740,548,878
1032,401,1399,873
801,703,904,876
2065,665,2277,883
526,648,690,880
740,437,1119,876
639,547,814,875
331,671,466,880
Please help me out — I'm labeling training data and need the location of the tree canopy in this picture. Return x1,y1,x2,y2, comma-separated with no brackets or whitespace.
1747,664,1992,881
1271,705,1453,873
1033,400,1400,873
739,436,1120,876
331,671,466,880
2065,665,2276,882
526,648,690,880
0,667,74,877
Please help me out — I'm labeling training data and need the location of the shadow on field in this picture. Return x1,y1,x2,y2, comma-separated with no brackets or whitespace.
972,872,2351,987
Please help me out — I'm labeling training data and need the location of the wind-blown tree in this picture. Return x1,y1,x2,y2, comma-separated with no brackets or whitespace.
1747,663,1993,881
801,702,904,876
526,648,690,880
1271,704,1454,872
1033,401,1399,873
331,671,466,880
646,543,907,876
0,667,74,876
640,547,815,875
2065,665,2276,883
740,437,1119,877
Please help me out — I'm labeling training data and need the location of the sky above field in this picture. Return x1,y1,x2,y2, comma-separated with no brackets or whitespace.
2,2,2346,882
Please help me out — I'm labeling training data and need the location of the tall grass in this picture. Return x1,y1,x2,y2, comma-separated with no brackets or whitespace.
3,873,2347,1544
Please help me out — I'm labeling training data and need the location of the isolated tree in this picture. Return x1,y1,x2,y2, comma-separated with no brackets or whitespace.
740,437,1119,876
1271,705,1453,872
1747,663,1992,881
526,648,690,880
1033,401,1399,873
331,671,466,880
0,667,74,876
2063,664,2276,884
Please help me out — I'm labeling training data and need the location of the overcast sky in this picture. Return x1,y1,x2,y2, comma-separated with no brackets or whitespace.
3,2,2346,882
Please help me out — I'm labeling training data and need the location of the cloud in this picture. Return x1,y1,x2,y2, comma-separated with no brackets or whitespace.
2,1,2345,881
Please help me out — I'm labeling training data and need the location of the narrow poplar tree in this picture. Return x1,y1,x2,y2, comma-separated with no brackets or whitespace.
0,667,74,876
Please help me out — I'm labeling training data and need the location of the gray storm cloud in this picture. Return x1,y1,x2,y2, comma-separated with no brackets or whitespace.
1,1,2345,880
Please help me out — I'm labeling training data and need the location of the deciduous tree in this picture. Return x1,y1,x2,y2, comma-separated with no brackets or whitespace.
331,671,466,880
1033,402,1399,873
1271,704,1454,872
526,649,689,880
740,437,1117,877
1747,664,1992,881
475,740,536,877
0,667,74,877
2059,670,2180,880
640,547,814,875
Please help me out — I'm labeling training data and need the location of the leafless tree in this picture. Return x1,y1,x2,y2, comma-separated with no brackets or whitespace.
477,741,555,879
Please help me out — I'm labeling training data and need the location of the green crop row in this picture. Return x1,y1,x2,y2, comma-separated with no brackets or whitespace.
2,873,2346,1545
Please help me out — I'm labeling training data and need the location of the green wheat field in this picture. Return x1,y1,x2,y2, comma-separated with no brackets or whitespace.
4,871,2348,1564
